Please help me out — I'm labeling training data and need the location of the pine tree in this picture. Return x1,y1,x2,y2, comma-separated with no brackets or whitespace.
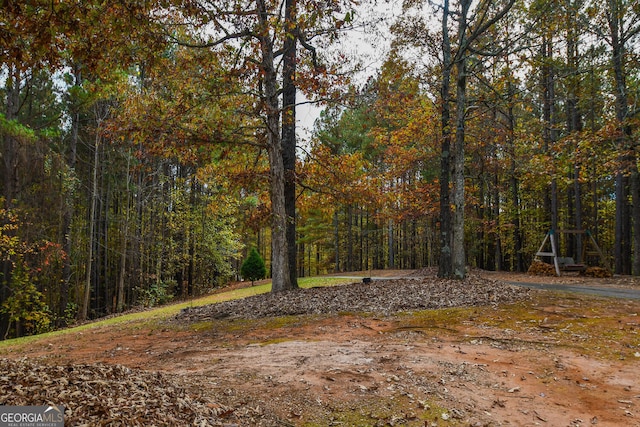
241,248,267,286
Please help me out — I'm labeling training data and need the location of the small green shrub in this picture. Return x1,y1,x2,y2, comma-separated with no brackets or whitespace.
136,279,176,308
240,248,266,285
1,260,52,339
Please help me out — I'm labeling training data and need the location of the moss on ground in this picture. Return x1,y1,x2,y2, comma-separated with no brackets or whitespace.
391,292,640,363
302,395,463,427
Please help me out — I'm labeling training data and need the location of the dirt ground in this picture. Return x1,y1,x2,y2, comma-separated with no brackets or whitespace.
2,270,640,426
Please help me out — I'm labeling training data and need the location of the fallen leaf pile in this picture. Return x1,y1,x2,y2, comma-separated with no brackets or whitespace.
527,260,558,276
581,266,613,278
0,358,235,426
177,272,531,323
527,261,615,279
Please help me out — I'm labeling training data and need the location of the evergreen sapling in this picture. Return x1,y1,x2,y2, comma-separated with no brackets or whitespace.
241,248,267,286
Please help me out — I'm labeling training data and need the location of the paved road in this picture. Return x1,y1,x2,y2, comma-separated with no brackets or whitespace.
505,281,640,300
337,275,640,300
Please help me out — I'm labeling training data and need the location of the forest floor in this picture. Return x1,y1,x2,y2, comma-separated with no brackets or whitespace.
1,269,640,426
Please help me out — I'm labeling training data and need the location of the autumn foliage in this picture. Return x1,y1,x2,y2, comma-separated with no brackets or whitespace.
1,0,639,338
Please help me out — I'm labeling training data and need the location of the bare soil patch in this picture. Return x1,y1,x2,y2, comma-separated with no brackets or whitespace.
2,270,640,426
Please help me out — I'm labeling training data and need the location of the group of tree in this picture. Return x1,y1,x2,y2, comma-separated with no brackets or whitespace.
0,0,353,338
304,0,640,279
0,0,638,339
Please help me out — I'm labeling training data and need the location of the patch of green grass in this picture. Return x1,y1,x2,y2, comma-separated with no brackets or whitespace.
185,314,323,343
302,395,461,426
0,276,353,350
299,276,357,289
395,306,482,332
259,314,313,329
394,293,640,363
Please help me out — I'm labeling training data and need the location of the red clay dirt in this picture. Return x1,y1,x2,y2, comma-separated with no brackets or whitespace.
2,270,640,426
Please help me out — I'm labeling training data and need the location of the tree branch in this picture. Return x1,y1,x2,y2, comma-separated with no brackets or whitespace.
465,0,517,50
166,29,254,48
296,29,320,69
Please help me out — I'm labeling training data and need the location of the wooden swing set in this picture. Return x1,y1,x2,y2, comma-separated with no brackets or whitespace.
534,229,608,276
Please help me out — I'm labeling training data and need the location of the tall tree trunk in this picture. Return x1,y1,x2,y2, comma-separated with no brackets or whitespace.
333,210,340,272
116,151,131,312
258,0,292,292
507,82,524,272
608,0,634,274
585,49,600,243
135,147,144,299
347,205,353,271
411,219,417,270
438,0,453,278
81,126,101,320
298,231,305,278
100,169,109,315
364,210,370,271
3,66,20,209
566,4,583,261
476,171,486,269
359,208,364,271
632,167,640,275
452,0,471,280
187,175,197,296
388,219,395,268
61,65,81,323
542,36,559,232
493,168,503,271
282,0,298,287
1,65,21,335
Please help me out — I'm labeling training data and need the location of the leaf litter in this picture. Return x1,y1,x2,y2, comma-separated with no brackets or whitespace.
0,358,237,426
176,270,530,322
1,272,530,426
4,270,640,426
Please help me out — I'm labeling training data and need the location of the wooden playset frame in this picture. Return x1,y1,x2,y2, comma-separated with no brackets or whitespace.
534,229,608,276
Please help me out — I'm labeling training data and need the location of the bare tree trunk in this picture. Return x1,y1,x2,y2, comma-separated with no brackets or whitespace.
506,80,524,272
607,0,634,274
364,210,370,271
282,0,298,288
632,166,640,275
542,36,559,232
0,65,21,335
347,205,353,271
81,124,101,320
388,219,395,268
116,152,131,312
333,210,340,272
549,50,559,234
493,170,503,271
438,0,453,278
451,0,472,279
258,0,292,292
452,24,468,279
187,175,197,296
565,4,583,260
359,208,365,270
411,219,417,270
60,66,82,323
298,231,305,278
3,66,20,209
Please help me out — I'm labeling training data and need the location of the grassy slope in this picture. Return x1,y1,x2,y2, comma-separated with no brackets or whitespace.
0,277,353,349
3,276,639,363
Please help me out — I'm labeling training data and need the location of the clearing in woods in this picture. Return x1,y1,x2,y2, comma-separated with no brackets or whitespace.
1,269,639,426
